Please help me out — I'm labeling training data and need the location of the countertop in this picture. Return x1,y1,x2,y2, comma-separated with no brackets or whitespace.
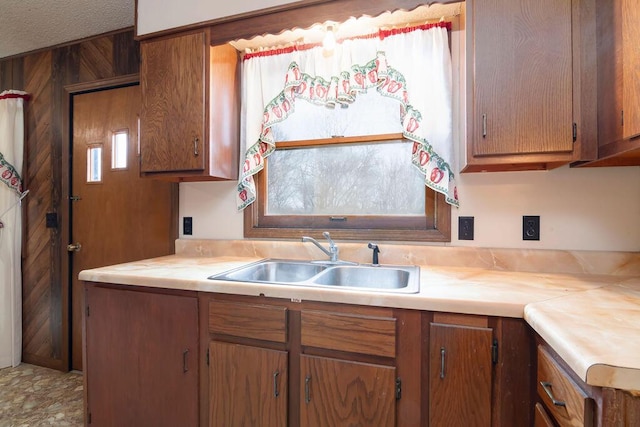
78,243,640,392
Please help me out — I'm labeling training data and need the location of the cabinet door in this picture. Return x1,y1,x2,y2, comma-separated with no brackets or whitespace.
84,285,198,427
622,0,640,139
472,0,573,156
209,341,288,427
300,354,396,427
140,31,206,173
429,323,493,427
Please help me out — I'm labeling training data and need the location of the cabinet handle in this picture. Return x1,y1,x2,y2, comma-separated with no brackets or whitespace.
304,375,311,404
440,347,446,379
482,114,487,138
540,381,566,407
182,349,189,373
273,370,280,398
193,137,199,157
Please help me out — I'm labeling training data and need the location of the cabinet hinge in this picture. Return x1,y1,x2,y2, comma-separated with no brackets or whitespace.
492,339,499,365
86,306,90,317
88,412,92,424
395,377,402,400
572,123,577,142
206,348,209,366
621,109,624,127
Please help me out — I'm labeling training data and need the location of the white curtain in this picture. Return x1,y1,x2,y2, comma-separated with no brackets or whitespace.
0,90,28,368
237,23,456,210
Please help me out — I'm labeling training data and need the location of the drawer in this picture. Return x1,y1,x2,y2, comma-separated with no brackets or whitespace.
208,300,287,343
537,345,595,427
535,402,555,427
301,310,396,358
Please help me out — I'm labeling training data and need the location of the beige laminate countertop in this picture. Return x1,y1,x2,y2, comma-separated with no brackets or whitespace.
79,253,640,392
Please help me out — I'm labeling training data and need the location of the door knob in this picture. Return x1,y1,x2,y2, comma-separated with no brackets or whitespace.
67,243,82,252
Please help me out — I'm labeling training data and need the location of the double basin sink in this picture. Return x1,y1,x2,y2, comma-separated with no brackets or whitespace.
208,259,420,294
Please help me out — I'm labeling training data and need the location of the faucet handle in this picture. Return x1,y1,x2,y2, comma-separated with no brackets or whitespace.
322,231,335,246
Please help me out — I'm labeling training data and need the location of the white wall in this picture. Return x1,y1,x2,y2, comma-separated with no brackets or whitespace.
179,166,640,252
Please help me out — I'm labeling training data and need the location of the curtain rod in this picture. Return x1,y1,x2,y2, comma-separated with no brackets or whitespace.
241,18,456,59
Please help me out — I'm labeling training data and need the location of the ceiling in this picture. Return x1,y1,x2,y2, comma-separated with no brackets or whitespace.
0,0,134,59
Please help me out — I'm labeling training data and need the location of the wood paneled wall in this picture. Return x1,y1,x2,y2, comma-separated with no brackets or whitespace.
0,29,139,370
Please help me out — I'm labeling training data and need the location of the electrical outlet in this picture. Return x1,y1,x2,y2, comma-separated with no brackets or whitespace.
183,217,193,236
458,216,474,240
522,215,540,241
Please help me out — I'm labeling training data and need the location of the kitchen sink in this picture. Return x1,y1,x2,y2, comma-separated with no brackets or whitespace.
208,259,420,293
219,260,328,283
312,265,412,290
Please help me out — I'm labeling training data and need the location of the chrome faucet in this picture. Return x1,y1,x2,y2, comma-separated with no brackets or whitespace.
302,232,339,262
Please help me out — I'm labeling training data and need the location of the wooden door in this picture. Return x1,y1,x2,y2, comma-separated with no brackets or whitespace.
209,341,288,427
84,285,198,426
140,31,206,173
472,0,573,156
71,85,177,370
429,323,493,427
300,354,396,427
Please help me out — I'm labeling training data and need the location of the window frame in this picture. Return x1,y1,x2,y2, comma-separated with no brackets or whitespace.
244,133,451,242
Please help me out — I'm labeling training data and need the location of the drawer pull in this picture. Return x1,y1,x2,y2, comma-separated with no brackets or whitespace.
440,347,446,379
193,137,199,156
540,381,566,407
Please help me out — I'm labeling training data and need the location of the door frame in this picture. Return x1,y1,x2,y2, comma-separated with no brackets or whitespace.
60,74,140,371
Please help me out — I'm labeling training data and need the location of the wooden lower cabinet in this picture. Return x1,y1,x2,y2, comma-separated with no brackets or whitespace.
200,296,536,427
200,294,407,426
535,340,640,426
300,355,396,427
209,342,288,426
84,284,198,427
429,322,493,426
427,313,535,427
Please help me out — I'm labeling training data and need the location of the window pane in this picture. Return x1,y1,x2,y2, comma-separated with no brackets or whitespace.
270,91,403,141
266,141,424,215
87,145,102,183
112,130,128,169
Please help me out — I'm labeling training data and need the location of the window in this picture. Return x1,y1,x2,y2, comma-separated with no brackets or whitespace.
86,144,102,183
239,21,455,242
245,92,451,241
111,130,128,170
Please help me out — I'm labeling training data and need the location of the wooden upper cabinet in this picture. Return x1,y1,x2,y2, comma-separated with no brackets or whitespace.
464,0,597,172
621,0,640,140
590,0,640,166
140,30,239,180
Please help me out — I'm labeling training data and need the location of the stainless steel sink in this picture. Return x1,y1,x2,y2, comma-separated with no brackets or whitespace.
312,265,413,290
219,260,328,283
208,259,420,293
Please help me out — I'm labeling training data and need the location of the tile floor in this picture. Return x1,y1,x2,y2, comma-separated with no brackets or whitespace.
0,364,83,426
